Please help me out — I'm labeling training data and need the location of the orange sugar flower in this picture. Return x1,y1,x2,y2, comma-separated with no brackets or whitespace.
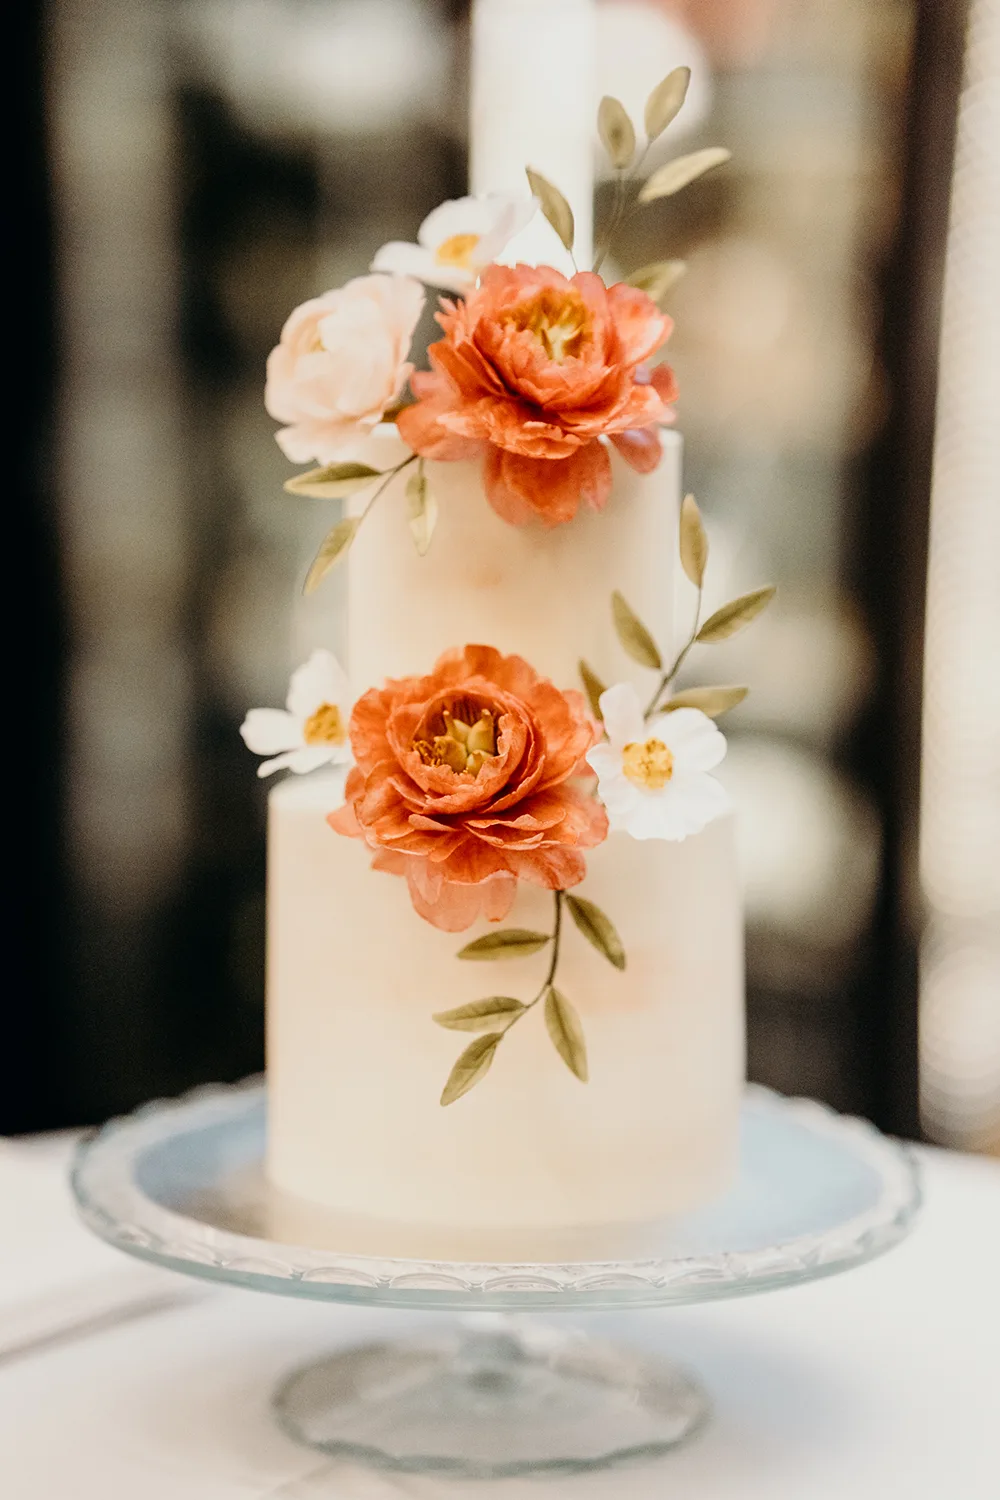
396,264,678,527
328,645,608,931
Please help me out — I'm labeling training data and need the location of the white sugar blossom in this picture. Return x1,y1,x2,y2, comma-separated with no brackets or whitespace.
240,650,352,778
586,682,729,841
371,194,538,293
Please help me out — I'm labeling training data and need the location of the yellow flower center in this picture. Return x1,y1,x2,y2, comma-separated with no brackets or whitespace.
622,737,674,791
415,705,498,776
505,288,591,363
303,702,347,746
435,232,481,270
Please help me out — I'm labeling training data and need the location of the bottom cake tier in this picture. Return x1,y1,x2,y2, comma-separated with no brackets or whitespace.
266,771,745,1230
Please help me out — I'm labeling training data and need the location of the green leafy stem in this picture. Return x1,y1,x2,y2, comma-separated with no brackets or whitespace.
526,67,731,301
580,493,776,727
283,453,429,594
433,501,774,1108
433,889,625,1107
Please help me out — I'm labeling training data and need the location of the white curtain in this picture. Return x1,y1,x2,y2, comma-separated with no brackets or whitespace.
919,0,1000,1150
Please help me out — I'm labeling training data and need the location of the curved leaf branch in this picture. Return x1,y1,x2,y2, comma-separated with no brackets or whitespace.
438,884,622,1103
302,453,417,594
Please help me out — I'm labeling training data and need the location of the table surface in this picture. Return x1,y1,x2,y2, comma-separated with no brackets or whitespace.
0,1128,998,1500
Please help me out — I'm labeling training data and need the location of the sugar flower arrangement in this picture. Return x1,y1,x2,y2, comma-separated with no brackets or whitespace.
267,66,730,583
246,70,774,1104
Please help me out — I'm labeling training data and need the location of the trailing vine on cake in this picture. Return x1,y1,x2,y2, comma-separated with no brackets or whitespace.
529,66,730,283
284,454,420,593
433,886,627,1105
582,495,775,843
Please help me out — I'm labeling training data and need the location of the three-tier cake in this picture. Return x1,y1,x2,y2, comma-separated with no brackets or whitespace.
242,33,772,1237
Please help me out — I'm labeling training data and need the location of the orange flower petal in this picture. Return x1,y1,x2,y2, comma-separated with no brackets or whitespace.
649,362,679,404
432,337,510,401
605,283,673,366
484,442,612,528
396,381,483,462
329,645,608,929
398,267,674,527
507,846,589,891
611,427,663,474
407,866,517,931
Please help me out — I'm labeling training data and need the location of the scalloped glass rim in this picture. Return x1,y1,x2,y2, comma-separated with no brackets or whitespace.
71,1082,921,1312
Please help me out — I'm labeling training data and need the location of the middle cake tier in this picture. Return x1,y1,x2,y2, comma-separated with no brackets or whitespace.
345,426,681,689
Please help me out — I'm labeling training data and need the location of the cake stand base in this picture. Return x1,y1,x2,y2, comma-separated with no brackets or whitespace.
73,1083,922,1478
273,1321,707,1478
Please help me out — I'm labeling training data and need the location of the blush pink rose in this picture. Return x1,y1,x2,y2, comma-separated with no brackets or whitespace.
265,274,425,464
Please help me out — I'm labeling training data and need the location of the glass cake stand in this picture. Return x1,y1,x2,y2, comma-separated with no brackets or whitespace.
71,1080,920,1479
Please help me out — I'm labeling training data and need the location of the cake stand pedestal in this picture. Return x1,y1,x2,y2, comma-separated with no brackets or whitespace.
71,1082,920,1479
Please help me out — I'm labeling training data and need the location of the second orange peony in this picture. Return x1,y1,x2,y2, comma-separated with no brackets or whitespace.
329,645,608,931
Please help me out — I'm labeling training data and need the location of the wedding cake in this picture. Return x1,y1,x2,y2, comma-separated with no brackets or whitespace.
242,35,773,1233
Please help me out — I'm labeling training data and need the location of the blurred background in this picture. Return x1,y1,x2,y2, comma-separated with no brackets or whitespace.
11,0,999,1155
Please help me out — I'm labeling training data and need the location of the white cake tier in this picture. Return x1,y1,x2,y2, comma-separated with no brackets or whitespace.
345,426,681,690
266,771,744,1228
266,425,746,1229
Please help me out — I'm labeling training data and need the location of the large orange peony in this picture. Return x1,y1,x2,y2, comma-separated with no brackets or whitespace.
329,646,607,931
396,264,678,527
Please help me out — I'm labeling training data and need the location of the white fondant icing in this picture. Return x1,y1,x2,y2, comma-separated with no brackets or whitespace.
346,427,681,692
265,430,746,1229
266,771,743,1227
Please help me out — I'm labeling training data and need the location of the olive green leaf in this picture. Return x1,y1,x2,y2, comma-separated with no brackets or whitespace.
696,586,776,643
565,894,626,971
612,590,663,671
525,167,575,254
644,66,691,141
432,997,527,1032
626,260,687,304
457,929,551,961
406,466,438,557
598,95,636,170
679,492,708,589
284,463,383,499
303,517,361,593
664,684,748,717
544,988,589,1083
440,1032,503,1106
638,147,731,204
579,660,607,721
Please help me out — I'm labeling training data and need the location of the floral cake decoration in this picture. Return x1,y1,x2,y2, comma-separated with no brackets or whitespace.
266,66,728,579
244,70,774,1104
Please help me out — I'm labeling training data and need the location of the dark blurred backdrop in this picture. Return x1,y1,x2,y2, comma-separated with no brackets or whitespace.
11,0,999,1155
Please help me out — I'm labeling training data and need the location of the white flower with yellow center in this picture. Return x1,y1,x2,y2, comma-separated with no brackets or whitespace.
586,682,729,841
240,650,352,778
371,194,538,293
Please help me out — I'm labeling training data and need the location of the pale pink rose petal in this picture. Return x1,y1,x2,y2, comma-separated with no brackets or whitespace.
265,274,424,465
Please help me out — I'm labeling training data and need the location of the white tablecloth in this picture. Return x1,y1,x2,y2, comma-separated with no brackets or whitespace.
0,1131,998,1499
